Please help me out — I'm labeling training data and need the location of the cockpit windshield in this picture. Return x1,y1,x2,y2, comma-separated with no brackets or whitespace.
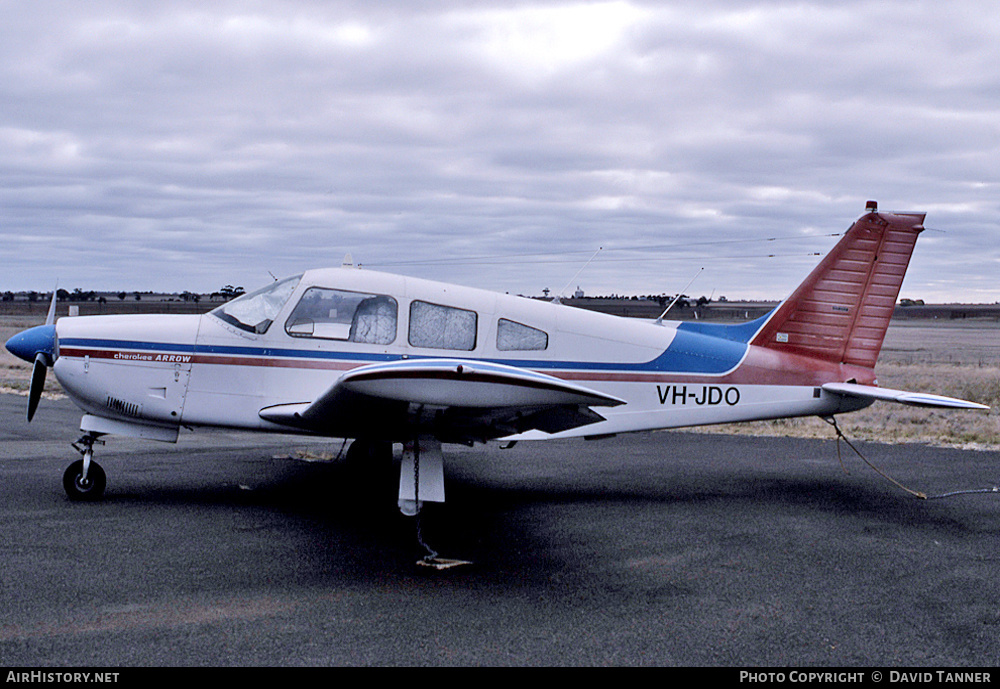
209,275,301,334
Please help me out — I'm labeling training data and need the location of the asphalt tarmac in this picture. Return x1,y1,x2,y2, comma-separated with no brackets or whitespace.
2,394,999,667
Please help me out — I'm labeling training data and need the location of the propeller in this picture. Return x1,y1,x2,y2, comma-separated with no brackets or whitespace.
4,288,58,422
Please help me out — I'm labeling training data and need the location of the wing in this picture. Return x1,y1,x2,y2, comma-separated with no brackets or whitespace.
822,382,989,410
259,358,626,443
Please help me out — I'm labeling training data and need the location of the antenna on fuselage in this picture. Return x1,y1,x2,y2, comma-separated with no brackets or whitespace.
552,247,602,304
655,267,703,324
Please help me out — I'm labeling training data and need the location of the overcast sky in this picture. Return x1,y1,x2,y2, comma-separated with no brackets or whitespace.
2,0,998,302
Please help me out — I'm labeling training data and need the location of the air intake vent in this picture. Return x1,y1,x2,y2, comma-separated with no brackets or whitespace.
106,396,141,418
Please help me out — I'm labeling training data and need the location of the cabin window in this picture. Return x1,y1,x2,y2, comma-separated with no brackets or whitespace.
497,319,548,351
408,300,477,351
285,288,397,344
210,275,301,334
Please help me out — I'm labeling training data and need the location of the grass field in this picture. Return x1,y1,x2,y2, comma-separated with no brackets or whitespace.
688,320,1000,448
3,316,998,448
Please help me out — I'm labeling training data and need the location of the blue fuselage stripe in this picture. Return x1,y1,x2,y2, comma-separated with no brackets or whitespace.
59,331,748,376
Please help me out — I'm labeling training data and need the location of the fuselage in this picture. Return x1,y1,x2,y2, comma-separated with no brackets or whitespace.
47,267,872,441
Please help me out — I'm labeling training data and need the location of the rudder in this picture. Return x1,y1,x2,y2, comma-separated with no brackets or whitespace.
750,204,925,369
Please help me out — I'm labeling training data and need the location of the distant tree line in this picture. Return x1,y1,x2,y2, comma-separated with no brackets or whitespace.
2,285,247,303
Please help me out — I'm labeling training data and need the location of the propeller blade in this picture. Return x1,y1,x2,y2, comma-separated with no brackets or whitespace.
27,353,48,422
45,286,58,325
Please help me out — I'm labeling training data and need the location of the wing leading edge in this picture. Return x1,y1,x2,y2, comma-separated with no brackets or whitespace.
259,358,626,443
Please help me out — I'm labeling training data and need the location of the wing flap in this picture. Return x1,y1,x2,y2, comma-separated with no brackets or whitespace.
822,382,989,410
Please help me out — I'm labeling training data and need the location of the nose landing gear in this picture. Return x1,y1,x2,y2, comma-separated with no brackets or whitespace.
65,433,107,501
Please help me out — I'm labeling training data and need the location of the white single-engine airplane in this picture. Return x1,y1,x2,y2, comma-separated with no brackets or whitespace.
5,203,989,520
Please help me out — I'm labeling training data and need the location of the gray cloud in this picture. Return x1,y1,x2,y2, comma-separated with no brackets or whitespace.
2,0,998,301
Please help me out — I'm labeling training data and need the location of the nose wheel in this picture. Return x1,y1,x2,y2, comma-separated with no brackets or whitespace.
65,434,107,501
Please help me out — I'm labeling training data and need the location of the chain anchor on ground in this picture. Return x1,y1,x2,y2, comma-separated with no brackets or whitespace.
822,416,999,501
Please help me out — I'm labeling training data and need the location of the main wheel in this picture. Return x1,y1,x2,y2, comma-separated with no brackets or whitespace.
345,439,393,466
63,459,107,501
343,439,395,497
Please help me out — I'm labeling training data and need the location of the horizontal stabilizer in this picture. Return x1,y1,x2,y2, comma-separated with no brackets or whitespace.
822,382,989,410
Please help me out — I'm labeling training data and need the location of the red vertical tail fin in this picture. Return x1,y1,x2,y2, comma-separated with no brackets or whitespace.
750,205,925,369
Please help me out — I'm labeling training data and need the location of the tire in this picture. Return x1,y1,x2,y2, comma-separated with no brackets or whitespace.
63,459,107,501
343,439,395,492
345,439,393,467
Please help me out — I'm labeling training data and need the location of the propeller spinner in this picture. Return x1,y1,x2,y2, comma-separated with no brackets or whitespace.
4,290,58,421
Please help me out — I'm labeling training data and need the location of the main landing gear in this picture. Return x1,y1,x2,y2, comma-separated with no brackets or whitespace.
398,437,470,570
64,433,107,501
345,436,470,570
